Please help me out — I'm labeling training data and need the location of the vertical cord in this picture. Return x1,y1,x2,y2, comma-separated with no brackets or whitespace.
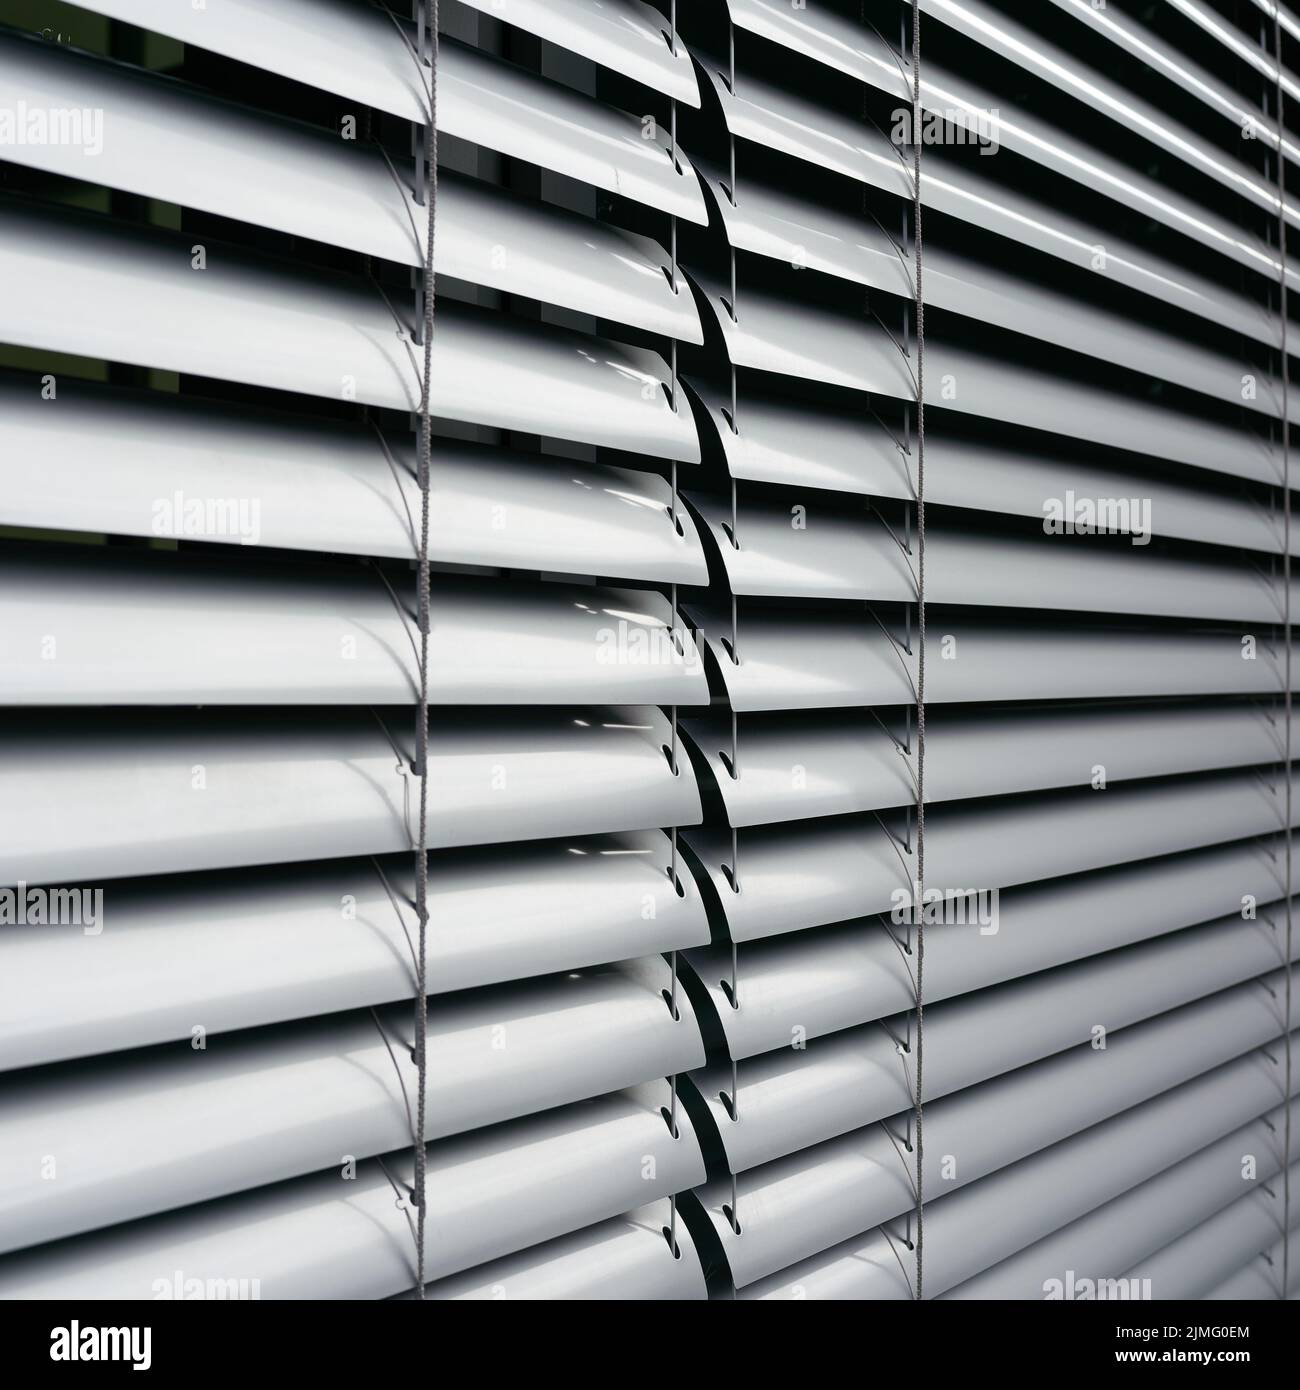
666,0,682,1261
1272,3,1294,1302
909,0,927,1303
728,10,741,651
412,0,438,1300
727,14,742,911
725,9,743,1223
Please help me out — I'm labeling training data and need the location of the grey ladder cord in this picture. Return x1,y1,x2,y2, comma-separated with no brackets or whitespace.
909,0,927,1304
728,9,743,913
1273,2,1295,1303
667,0,682,1263
726,3,743,1204
412,0,438,1300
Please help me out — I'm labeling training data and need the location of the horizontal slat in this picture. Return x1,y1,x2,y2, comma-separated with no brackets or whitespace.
687,608,1290,712
0,1081,704,1298
695,199,1286,418
0,35,701,340
687,933,1299,1167
1,556,708,707
74,0,699,105
688,381,1291,552
690,273,1285,468
1114,1162,1300,1301
0,707,701,884
372,34,710,222
0,198,700,461
1043,0,1299,161
684,702,1292,827
695,55,1296,296
688,270,911,394
0,958,704,1255
687,770,1296,943
67,0,430,121
0,831,707,1070
1174,0,1300,107
59,6,707,216
696,156,1273,348
431,171,700,337
685,857,1297,1069
700,965,1298,1181
455,0,699,104
716,5,1290,270
917,0,1289,218
690,902,1295,1068
741,1067,1300,1299
725,0,880,82
421,1205,707,1300
0,376,705,581
950,1143,1300,1301
695,979,1297,1287
688,495,1296,621
697,157,910,288
1246,0,1300,55
1204,1223,1300,1299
